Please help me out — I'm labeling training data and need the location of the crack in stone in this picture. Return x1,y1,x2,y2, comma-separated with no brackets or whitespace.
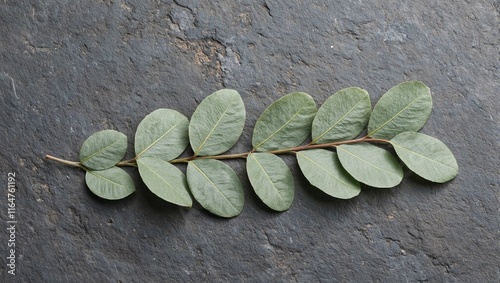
172,0,194,13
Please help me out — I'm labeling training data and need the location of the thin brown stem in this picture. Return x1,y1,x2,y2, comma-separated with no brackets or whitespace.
170,152,250,163
196,152,249,161
45,155,85,169
149,136,391,163
45,136,391,168
265,136,390,155
116,160,138,167
169,156,193,164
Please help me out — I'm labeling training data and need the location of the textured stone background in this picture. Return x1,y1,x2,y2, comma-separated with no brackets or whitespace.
1,0,498,282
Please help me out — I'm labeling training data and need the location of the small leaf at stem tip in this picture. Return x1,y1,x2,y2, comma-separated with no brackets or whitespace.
297,149,361,199
337,143,403,188
189,89,246,156
368,81,432,140
137,157,192,207
247,153,294,211
187,159,244,218
85,167,135,200
252,92,317,151
312,87,371,144
391,132,458,183
80,130,128,170
135,108,189,161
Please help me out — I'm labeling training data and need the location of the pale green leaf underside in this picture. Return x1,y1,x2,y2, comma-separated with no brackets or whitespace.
247,153,294,211
135,108,189,161
337,143,403,188
391,132,458,183
252,92,317,151
368,81,432,139
85,167,135,200
189,89,245,156
80,130,127,170
187,159,244,218
297,149,360,199
312,87,371,144
137,157,192,207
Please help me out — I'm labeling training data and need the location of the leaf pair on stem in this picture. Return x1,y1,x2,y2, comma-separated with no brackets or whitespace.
46,81,458,218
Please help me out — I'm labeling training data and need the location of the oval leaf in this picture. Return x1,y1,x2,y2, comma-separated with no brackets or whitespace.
252,92,317,151
391,132,458,183
368,81,432,139
80,130,127,170
137,157,192,207
337,143,403,188
85,167,135,200
135,109,189,161
312,87,371,144
297,149,360,199
247,153,294,211
187,159,244,218
189,89,246,156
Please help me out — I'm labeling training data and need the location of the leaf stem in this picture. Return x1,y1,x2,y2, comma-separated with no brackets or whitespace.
171,136,390,162
45,136,391,168
266,136,390,154
116,159,138,167
198,152,250,161
170,152,250,163
45,154,85,169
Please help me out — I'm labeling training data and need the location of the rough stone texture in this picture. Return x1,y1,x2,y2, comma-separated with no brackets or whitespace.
1,0,498,282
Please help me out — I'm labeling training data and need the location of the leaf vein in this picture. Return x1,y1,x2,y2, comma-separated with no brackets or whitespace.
140,161,187,200
314,99,364,143
194,97,235,155
81,139,121,164
190,162,238,211
136,121,183,158
298,153,352,187
250,154,284,202
392,143,455,169
254,102,309,150
368,92,427,137
337,147,400,177
89,170,124,188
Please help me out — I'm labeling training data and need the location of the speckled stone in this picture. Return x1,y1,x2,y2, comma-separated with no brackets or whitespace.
0,0,498,282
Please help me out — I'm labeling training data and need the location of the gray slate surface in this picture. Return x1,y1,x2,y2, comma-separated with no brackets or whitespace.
1,0,499,282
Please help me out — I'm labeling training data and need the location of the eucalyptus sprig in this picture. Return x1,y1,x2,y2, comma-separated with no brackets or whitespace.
46,81,459,218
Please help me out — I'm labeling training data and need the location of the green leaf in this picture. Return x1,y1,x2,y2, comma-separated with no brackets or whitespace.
247,153,294,211
80,130,127,170
391,132,458,183
187,159,244,218
337,143,403,188
135,109,189,161
137,157,192,207
297,149,361,199
189,89,245,156
368,81,432,139
312,87,371,144
253,92,317,151
85,167,135,200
